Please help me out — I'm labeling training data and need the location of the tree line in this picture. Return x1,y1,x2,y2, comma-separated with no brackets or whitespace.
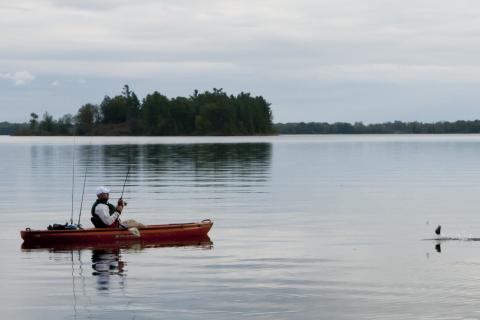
0,122,23,135
274,121,480,134
14,86,274,136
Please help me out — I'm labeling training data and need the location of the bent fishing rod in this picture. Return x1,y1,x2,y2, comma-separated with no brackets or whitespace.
70,136,76,225
120,165,130,206
77,149,90,226
120,144,131,205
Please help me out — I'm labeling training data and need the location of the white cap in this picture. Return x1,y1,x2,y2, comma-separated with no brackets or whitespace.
96,186,110,196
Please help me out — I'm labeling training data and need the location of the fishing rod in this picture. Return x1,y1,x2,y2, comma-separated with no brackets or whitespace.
111,165,131,228
120,143,132,204
112,149,131,228
70,137,76,225
120,165,130,205
77,144,90,226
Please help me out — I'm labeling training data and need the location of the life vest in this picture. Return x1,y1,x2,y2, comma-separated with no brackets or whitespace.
91,199,119,228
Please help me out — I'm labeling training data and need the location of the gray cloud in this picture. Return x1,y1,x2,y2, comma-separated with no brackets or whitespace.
0,71,35,85
45,0,134,11
1,0,480,122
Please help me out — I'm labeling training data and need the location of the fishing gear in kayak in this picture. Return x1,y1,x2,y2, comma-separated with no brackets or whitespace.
46,138,88,231
47,223,80,230
46,138,82,230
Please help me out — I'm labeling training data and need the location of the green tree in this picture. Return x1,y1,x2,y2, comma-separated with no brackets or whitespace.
56,114,74,135
100,95,128,124
122,85,142,134
170,96,195,134
141,91,170,135
39,112,55,134
75,103,99,134
29,112,39,133
192,88,232,134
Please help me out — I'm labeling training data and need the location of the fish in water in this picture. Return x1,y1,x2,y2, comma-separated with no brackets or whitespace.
428,225,480,241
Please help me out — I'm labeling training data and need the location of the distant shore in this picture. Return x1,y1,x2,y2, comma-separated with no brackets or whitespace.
4,120,480,135
274,120,480,134
5,85,479,136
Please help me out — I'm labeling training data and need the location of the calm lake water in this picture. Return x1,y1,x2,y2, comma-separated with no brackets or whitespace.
2,135,480,319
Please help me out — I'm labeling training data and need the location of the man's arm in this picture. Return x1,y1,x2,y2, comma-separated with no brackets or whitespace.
95,203,120,226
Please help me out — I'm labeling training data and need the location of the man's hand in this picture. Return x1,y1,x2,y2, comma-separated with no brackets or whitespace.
116,198,126,214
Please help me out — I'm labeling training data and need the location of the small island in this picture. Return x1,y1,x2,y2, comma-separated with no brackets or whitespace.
10,86,275,136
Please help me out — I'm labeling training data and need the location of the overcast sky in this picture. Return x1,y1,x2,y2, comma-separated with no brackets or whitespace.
2,0,480,123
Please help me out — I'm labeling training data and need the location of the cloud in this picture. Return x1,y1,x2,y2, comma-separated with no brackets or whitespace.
0,59,239,78
2,0,480,84
308,64,480,84
0,5,31,12
0,71,35,85
50,80,60,86
2,0,480,122
45,0,135,11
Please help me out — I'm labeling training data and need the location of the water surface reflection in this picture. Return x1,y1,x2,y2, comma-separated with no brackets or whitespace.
9,136,480,319
22,236,213,293
92,248,125,291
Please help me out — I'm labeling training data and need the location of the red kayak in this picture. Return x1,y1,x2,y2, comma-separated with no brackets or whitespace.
21,219,213,245
21,235,213,251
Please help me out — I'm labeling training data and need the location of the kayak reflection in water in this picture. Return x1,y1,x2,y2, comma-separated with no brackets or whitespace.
91,248,125,291
91,186,143,229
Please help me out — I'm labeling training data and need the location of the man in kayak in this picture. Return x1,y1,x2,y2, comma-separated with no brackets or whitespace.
91,186,125,228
